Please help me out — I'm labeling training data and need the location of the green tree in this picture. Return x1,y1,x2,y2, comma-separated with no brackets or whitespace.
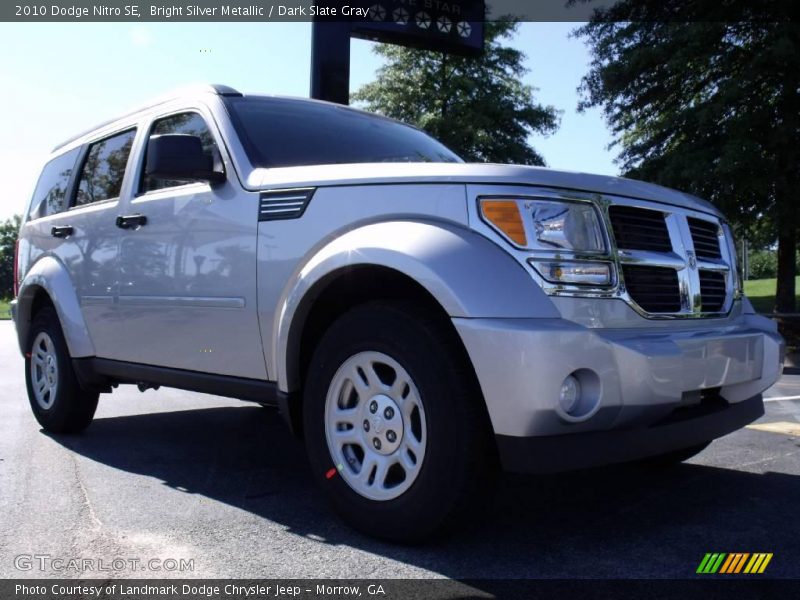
0,215,22,299
353,21,560,165
576,9,799,311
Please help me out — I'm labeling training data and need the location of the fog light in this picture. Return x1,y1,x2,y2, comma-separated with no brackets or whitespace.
559,375,581,415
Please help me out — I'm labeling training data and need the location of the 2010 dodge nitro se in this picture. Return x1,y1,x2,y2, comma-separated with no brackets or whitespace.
11,85,784,541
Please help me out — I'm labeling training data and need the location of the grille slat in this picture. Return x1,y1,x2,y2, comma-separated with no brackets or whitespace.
688,218,722,260
621,265,682,313
699,271,726,312
609,206,672,252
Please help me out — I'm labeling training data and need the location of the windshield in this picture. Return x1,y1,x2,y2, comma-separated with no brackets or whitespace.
224,96,463,168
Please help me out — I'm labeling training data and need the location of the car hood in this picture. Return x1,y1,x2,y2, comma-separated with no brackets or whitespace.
247,162,721,216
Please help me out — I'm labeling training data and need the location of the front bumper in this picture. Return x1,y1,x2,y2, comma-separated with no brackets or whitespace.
497,393,764,473
453,308,783,473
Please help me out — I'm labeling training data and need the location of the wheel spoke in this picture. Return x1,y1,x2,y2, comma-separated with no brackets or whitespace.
358,455,379,484
400,447,417,471
389,376,408,400
371,459,390,489
332,405,357,423
350,365,371,395
332,427,360,445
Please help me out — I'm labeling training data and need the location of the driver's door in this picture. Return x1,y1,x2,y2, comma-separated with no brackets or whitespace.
111,107,265,380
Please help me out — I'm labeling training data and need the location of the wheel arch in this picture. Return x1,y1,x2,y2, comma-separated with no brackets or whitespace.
273,220,556,394
15,255,95,358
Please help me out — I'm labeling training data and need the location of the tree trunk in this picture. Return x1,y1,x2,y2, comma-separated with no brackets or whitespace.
775,224,796,313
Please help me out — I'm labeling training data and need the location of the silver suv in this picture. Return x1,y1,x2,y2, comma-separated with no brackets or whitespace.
11,85,784,541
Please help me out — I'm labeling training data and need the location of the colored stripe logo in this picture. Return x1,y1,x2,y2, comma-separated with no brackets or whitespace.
697,553,772,574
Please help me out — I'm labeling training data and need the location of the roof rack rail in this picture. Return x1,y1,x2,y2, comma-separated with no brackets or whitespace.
51,84,243,152
209,83,242,97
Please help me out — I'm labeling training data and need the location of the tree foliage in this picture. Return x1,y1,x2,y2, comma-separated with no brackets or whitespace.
0,215,22,299
576,6,799,310
353,21,560,165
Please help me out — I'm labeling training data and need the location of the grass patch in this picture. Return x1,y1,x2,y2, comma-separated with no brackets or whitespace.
0,298,10,320
744,276,800,313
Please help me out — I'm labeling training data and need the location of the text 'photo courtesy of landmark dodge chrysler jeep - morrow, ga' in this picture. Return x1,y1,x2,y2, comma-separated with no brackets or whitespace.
12,85,784,541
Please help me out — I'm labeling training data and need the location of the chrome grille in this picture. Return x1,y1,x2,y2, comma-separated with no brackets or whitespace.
621,265,682,313
688,217,722,260
609,200,734,317
609,206,671,252
699,271,727,312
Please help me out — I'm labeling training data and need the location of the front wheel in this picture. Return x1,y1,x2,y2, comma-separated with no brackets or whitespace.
303,301,495,542
25,307,98,433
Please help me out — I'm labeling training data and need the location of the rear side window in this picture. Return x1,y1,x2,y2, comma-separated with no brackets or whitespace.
75,129,136,206
28,148,81,219
141,112,218,193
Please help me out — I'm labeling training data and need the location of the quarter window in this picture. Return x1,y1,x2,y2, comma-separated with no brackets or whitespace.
28,147,81,219
141,112,219,193
75,129,136,206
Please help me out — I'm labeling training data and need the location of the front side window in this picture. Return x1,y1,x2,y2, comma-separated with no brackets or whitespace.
28,147,81,219
224,96,463,168
141,112,219,193
75,129,136,206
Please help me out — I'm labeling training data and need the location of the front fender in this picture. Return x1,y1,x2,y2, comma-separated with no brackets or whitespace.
274,220,558,391
15,255,95,358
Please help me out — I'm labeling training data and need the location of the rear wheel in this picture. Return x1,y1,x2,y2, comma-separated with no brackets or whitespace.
303,301,495,542
25,307,98,433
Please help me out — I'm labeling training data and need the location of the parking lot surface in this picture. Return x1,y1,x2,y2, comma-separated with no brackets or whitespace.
0,321,798,579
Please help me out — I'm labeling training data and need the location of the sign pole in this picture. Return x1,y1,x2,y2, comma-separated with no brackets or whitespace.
310,21,352,105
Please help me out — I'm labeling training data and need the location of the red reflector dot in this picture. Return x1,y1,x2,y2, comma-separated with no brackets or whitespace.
325,468,337,480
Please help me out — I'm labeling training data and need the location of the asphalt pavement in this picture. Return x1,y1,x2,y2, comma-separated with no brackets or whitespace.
0,320,798,580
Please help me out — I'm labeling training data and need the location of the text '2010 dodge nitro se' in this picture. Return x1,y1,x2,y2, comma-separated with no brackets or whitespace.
11,85,784,541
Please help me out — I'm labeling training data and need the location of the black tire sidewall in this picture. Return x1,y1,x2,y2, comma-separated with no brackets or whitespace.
25,307,96,433
303,302,486,541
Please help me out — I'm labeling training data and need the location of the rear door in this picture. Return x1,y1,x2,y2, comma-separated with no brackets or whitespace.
25,127,137,358
112,106,265,379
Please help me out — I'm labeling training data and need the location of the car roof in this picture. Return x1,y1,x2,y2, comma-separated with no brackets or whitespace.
51,84,414,155
51,84,243,153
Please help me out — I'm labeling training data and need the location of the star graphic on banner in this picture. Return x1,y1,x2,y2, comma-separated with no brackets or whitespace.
456,21,472,38
393,7,409,24
416,11,431,29
436,16,452,33
369,4,386,21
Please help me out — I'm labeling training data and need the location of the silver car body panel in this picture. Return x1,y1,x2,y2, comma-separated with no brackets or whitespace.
12,86,783,457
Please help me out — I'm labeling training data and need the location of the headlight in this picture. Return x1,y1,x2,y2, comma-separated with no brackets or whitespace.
480,198,606,252
480,197,613,287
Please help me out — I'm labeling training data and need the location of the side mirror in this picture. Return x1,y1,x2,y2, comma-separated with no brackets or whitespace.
145,134,225,184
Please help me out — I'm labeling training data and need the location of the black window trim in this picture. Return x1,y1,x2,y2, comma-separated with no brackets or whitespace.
26,146,82,221
69,125,139,211
135,108,225,198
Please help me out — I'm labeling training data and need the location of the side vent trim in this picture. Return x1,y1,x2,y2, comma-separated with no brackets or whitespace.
259,188,315,221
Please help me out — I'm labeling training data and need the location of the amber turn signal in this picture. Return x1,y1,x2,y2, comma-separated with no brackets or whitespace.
480,200,527,246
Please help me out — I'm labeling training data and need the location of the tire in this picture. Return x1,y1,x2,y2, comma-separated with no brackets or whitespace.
303,301,496,542
25,306,99,433
640,442,711,467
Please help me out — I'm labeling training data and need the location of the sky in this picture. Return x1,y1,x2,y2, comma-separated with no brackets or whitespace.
0,21,616,221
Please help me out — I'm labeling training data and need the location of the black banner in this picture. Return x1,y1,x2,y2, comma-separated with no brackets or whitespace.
4,579,800,600
3,0,799,22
